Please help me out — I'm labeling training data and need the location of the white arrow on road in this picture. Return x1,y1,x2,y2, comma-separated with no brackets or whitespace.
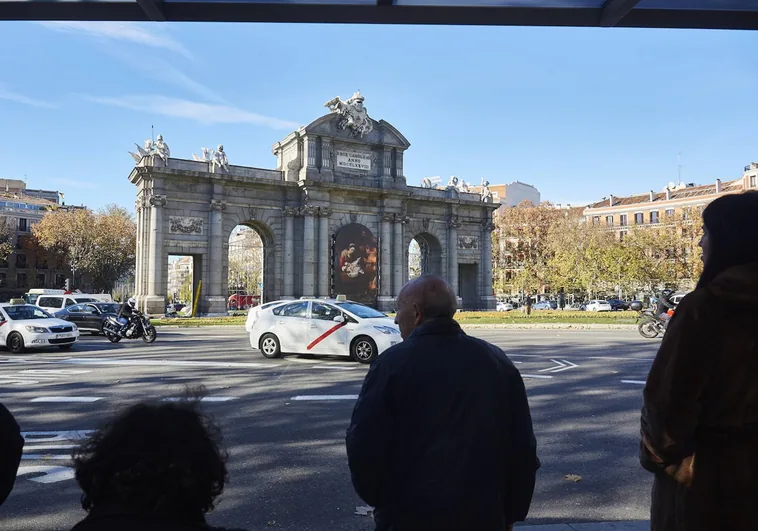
538,359,579,373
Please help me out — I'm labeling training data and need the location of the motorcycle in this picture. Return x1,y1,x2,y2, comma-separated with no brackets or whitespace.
630,301,671,339
102,310,157,344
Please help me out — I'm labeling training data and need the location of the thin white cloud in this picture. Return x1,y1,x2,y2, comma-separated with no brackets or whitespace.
38,21,192,60
84,95,300,130
0,83,57,109
107,48,226,104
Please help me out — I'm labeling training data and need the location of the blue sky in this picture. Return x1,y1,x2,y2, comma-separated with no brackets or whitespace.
1,22,757,211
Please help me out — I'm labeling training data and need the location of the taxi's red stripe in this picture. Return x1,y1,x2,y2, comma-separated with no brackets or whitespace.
306,321,347,351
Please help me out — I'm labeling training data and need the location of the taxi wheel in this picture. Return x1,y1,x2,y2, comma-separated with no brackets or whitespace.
351,336,377,364
7,333,25,354
259,333,282,359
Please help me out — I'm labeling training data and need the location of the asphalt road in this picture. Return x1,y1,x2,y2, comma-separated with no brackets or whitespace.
0,327,659,530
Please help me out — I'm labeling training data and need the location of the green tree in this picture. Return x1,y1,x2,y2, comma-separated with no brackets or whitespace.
32,205,136,293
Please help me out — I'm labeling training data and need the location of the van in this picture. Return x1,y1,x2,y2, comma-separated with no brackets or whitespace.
36,295,99,314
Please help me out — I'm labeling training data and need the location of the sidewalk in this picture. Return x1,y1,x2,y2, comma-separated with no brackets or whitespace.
517,522,648,530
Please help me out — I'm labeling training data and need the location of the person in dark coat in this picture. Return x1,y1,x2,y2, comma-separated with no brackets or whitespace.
70,398,246,531
0,403,23,506
346,275,539,531
640,191,758,531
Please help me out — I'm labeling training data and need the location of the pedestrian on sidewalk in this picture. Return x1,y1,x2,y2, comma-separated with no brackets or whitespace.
640,191,758,531
0,403,23,506
347,275,539,531
70,397,246,531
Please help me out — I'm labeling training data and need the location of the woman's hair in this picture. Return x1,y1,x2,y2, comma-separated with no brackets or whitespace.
697,190,758,289
73,398,228,519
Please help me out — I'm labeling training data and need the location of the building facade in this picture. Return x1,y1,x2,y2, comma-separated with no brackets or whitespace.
167,256,193,303
583,165,755,236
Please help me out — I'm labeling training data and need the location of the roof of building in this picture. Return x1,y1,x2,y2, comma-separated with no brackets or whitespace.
587,179,744,210
0,192,58,208
3,2,758,29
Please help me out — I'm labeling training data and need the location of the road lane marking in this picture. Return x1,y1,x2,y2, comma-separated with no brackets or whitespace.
59,358,277,369
291,395,359,401
521,374,554,380
621,380,646,385
23,444,77,451
31,396,103,403
309,365,358,371
16,466,75,484
19,369,91,375
22,453,71,460
164,397,238,402
538,359,579,373
23,431,93,442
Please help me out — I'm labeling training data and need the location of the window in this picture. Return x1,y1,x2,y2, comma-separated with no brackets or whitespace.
650,211,659,224
65,298,76,307
35,273,45,287
55,274,66,288
67,304,85,313
336,302,386,319
273,301,309,318
16,254,27,269
37,296,61,308
634,213,644,225
619,231,627,242
5,305,52,320
36,258,48,270
18,218,28,232
311,302,340,321
16,273,27,289
751,175,756,188
605,215,613,227
84,304,101,314
683,208,691,221
665,209,675,218
619,214,628,227
592,216,600,226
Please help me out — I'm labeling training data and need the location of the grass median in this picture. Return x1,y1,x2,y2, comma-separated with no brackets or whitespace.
151,310,638,327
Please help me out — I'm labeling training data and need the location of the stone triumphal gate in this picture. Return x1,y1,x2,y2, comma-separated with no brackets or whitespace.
130,93,498,316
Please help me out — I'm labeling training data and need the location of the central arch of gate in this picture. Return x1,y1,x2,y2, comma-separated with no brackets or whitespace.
130,97,498,315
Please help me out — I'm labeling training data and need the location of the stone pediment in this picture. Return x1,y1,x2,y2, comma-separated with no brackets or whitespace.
302,114,410,150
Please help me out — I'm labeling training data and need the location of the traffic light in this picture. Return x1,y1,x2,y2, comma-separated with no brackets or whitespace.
64,278,70,291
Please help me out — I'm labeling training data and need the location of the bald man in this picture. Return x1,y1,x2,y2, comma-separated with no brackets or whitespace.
346,275,539,531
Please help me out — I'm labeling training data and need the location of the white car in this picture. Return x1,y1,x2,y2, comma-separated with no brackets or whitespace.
0,303,79,354
586,300,613,312
245,300,289,333
496,302,514,312
249,299,401,363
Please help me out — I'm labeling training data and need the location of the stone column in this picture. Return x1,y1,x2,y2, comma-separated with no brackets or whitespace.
481,220,497,310
301,206,317,297
202,199,228,315
318,207,332,297
283,207,296,299
448,215,461,298
145,193,166,316
378,213,394,311
134,196,144,302
392,214,406,297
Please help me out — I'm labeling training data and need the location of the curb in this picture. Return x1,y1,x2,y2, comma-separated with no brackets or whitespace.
517,522,648,530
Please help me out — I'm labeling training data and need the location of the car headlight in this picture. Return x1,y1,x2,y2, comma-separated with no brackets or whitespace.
374,326,400,335
26,326,50,333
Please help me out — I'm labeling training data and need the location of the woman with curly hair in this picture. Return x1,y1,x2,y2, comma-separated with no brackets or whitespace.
70,399,246,531
640,191,758,531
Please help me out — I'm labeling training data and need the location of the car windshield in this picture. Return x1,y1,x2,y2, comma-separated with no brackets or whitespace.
598,301,609,304
5,305,53,320
336,302,386,319
99,304,120,314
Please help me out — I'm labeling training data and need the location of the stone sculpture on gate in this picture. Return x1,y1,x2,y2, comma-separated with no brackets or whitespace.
324,91,374,138
129,134,170,166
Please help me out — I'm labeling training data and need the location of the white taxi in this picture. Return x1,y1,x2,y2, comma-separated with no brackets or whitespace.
0,303,79,354
249,299,401,363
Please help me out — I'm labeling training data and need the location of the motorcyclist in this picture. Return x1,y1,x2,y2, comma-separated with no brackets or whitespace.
656,289,677,327
117,299,136,335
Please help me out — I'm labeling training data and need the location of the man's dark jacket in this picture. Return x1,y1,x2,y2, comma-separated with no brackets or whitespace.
0,403,24,506
346,318,539,531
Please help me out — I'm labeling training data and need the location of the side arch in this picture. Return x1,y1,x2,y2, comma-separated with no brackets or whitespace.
408,231,443,279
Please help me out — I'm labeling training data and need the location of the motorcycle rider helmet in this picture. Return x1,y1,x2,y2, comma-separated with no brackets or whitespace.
128,297,137,308
661,288,674,298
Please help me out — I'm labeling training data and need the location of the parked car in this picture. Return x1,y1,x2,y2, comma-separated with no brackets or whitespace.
496,302,514,312
607,299,630,311
36,294,99,314
564,303,584,311
586,300,613,312
248,299,401,364
55,302,120,335
0,303,79,353
533,301,556,310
